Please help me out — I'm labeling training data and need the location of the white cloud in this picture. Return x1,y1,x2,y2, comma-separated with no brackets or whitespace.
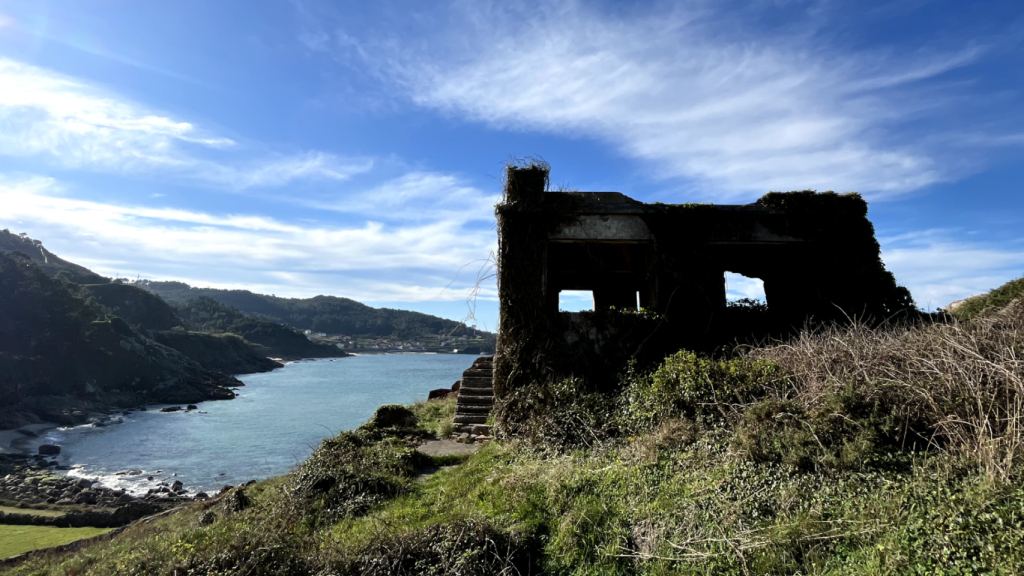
308,171,499,223
320,1,998,199
725,273,766,302
0,176,497,304
879,229,1024,310
0,58,370,188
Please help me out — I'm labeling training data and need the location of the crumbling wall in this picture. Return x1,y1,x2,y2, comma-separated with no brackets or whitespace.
493,163,915,436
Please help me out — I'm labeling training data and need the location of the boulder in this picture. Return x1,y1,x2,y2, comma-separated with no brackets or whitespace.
171,480,183,492
186,404,198,410
159,406,182,413
38,444,61,456
451,380,461,392
427,388,452,401
364,404,417,429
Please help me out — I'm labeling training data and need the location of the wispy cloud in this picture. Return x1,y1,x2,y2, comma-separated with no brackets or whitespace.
305,1,1016,199
0,175,498,303
879,229,1024,310
0,58,371,188
307,171,499,223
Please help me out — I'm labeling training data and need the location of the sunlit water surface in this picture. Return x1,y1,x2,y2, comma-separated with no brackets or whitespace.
40,354,474,495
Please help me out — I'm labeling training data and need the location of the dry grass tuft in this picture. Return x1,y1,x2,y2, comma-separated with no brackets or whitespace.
752,300,1024,481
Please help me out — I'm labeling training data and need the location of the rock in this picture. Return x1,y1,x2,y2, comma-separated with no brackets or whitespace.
77,478,94,489
140,407,147,411
245,479,256,487
427,388,453,401
159,406,182,413
38,445,61,456
224,488,250,512
115,494,133,504
186,404,198,410
171,480,183,492
365,404,417,428
195,492,209,499
199,510,217,525
147,476,154,481
456,433,470,443
220,485,235,494
452,380,461,392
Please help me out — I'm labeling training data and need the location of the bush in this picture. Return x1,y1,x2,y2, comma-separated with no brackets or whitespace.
617,352,787,434
952,273,1024,320
752,307,1024,481
326,519,538,576
496,376,617,447
292,432,426,523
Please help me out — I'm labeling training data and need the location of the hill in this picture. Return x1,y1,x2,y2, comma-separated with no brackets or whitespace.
0,252,238,429
172,297,349,360
138,281,486,339
9,276,1024,574
0,230,108,285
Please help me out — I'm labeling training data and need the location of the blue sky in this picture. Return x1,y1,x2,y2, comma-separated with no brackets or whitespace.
0,0,1022,331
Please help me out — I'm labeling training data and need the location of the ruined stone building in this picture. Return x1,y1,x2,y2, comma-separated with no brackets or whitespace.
491,164,914,423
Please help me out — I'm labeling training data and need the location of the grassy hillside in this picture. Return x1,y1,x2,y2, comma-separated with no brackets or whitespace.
6,290,1023,574
172,297,349,360
0,252,239,428
139,280,485,339
951,273,1024,321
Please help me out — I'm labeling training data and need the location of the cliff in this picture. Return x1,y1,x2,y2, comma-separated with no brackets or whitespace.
0,252,239,428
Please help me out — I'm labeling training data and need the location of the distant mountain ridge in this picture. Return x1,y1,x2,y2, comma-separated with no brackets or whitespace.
138,281,488,339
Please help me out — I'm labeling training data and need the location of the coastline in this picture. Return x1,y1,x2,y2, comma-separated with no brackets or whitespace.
0,423,60,456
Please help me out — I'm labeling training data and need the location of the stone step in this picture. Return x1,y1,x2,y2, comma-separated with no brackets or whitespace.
462,369,492,378
461,376,492,386
458,387,493,397
457,395,493,405
453,414,489,424
455,404,492,414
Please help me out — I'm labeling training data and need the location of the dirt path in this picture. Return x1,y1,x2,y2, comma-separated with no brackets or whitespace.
415,440,480,457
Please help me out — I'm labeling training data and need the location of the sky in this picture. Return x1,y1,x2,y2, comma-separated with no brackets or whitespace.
0,0,1022,331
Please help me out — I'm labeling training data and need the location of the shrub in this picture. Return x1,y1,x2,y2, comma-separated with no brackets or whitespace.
952,274,1024,320
326,519,538,576
753,306,1024,481
292,432,426,523
496,376,617,447
617,352,787,434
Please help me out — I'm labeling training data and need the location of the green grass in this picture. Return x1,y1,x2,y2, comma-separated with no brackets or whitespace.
0,525,111,559
0,506,65,518
5,302,1024,574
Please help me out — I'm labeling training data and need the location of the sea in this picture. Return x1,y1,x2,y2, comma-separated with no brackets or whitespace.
36,354,476,496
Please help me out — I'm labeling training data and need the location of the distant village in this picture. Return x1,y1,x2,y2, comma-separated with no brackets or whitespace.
302,330,494,355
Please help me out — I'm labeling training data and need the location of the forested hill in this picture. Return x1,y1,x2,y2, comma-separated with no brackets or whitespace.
138,281,487,339
0,229,109,285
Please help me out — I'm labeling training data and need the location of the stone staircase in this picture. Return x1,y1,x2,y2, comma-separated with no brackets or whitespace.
453,356,494,433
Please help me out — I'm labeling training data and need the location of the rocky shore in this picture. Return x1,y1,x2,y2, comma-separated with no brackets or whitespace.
0,455,212,510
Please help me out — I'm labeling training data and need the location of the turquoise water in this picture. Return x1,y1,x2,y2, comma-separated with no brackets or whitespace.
41,354,475,495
